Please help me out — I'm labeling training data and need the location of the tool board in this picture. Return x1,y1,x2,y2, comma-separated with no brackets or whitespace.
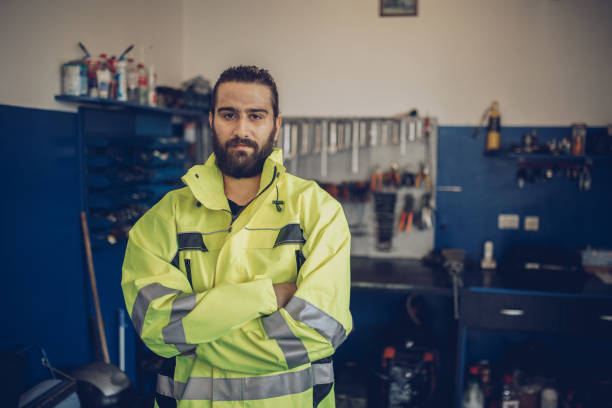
277,116,438,259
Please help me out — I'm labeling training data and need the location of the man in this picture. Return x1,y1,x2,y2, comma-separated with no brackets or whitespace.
122,65,352,408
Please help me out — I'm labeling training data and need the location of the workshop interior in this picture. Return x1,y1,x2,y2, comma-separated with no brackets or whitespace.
2,0,612,407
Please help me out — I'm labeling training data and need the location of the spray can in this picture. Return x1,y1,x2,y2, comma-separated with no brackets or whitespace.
116,59,127,101
486,101,501,152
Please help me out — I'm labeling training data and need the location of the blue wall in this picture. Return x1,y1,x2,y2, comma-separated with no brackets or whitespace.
1,105,89,370
435,126,612,262
1,104,135,386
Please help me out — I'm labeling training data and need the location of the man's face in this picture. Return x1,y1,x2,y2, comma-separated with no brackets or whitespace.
210,81,281,178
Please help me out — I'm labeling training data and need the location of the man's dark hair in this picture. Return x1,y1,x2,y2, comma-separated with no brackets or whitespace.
210,65,279,119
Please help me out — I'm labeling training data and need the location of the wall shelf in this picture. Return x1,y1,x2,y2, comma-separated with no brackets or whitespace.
55,94,208,117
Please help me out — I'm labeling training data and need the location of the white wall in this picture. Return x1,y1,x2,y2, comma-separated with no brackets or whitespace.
183,0,612,125
0,0,183,112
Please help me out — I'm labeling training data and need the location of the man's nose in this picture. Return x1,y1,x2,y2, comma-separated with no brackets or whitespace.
234,116,250,138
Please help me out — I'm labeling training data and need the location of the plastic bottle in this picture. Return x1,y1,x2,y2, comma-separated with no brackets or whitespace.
147,64,157,106
96,54,111,99
87,56,100,97
116,59,127,101
463,366,484,408
108,55,118,99
541,387,558,408
501,374,520,408
126,59,139,102
138,63,148,105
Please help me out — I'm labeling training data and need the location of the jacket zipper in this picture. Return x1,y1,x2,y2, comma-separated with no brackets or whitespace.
228,166,278,231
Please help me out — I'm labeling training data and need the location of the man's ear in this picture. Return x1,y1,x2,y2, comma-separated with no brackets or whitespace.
209,111,213,128
274,115,282,143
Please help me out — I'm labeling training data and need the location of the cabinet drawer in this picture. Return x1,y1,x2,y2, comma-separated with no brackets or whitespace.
462,290,612,336
566,297,612,339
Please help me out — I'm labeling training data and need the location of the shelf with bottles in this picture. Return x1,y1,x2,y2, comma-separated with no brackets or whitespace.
55,94,207,117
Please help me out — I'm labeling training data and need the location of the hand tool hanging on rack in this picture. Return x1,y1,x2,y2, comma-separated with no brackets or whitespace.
313,122,321,154
398,194,415,234
400,119,408,155
415,163,432,190
415,193,434,230
352,120,360,174
300,122,310,155
373,191,398,252
321,120,328,178
370,166,384,192
383,162,402,188
329,121,337,154
337,122,345,151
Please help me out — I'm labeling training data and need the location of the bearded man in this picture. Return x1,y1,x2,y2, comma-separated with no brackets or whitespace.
122,65,352,408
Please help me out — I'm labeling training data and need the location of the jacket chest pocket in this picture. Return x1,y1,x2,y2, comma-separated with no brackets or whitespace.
173,231,224,291
241,223,307,283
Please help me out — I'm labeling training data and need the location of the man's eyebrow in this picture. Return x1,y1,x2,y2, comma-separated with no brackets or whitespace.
217,107,238,112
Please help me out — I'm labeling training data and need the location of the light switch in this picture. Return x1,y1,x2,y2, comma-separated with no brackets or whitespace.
524,216,539,231
498,214,519,230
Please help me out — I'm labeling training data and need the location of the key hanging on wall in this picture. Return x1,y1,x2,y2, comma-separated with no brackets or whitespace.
352,120,360,174
313,122,321,154
337,122,345,151
381,121,389,146
344,122,352,151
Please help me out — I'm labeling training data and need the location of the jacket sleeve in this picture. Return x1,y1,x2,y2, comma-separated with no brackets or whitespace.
121,207,278,358
194,189,352,373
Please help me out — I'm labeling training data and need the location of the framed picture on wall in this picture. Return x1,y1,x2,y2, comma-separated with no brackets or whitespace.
380,0,417,17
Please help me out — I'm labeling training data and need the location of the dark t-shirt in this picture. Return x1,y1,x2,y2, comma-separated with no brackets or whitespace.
228,199,246,217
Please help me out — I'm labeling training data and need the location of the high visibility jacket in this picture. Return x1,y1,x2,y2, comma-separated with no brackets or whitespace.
122,148,352,408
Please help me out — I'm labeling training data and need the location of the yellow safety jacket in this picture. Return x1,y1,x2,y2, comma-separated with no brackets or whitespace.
122,148,352,408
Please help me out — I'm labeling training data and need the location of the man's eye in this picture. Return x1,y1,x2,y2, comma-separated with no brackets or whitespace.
223,113,235,119
250,114,262,120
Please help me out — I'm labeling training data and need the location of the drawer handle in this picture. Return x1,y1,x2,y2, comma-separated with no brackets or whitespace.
500,308,524,316
600,315,612,322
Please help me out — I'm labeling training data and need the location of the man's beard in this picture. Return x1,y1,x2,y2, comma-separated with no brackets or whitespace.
211,123,276,179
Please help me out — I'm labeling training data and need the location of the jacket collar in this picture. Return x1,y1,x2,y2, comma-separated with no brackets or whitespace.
182,148,286,211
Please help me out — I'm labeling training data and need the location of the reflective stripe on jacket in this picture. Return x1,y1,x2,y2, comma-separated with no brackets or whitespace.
122,148,352,407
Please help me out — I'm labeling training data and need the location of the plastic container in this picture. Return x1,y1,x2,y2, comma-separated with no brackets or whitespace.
462,366,484,408
116,60,127,101
96,54,111,99
61,61,82,96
